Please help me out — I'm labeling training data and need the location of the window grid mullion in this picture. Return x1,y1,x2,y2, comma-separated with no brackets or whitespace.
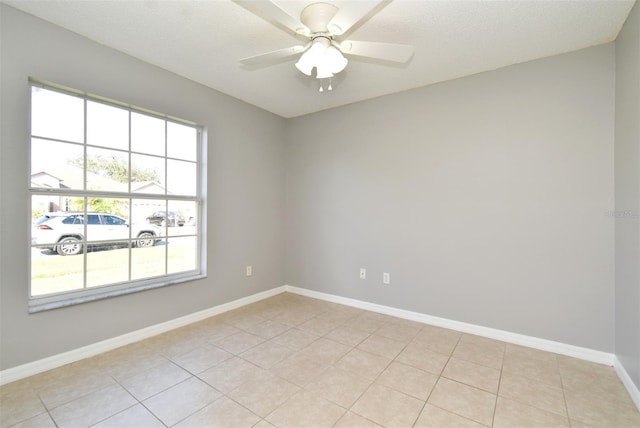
82,99,88,290
128,109,133,282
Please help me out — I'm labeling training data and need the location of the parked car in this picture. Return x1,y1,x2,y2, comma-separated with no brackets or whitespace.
32,212,161,256
146,210,185,227
33,212,68,225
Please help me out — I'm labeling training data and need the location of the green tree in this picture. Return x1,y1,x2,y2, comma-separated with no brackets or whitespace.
69,197,127,217
69,154,159,183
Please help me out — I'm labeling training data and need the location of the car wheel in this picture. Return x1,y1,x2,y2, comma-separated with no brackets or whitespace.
56,237,82,256
135,232,155,248
161,219,167,227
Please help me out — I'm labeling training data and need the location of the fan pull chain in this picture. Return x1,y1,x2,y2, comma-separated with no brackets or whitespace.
318,79,333,93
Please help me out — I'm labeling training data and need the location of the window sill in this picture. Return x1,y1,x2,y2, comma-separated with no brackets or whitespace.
28,273,206,313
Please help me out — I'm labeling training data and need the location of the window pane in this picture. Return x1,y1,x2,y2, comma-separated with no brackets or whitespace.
86,147,129,192
31,139,84,190
82,199,129,242
167,159,197,196
132,198,165,229
31,195,72,225
168,236,197,274
31,209,82,248
87,101,129,150
31,87,84,143
167,122,197,161
131,112,165,156
172,200,197,228
87,247,129,288
131,154,165,193
166,200,195,237
31,252,85,296
31,193,87,297
132,244,166,280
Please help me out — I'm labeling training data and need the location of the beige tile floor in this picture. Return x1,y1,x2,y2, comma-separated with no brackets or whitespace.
1,292,639,428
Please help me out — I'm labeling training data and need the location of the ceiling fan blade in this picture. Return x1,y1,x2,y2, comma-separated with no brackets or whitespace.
234,0,310,36
327,0,391,36
240,45,308,67
338,40,414,63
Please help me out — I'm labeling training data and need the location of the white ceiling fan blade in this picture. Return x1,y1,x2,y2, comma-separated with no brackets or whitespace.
234,0,310,36
327,0,391,36
338,40,414,63
240,45,308,67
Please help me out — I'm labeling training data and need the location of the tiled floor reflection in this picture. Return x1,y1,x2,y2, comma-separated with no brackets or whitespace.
1,292,639,427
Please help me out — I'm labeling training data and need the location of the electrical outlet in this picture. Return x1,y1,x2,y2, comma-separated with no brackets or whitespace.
359,268,366,279
246,265,252,276
383,272,390,284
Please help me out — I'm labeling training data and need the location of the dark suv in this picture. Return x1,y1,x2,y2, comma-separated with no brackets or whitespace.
146,211,185,227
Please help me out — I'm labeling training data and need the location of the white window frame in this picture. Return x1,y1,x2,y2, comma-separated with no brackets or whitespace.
28,79,206,312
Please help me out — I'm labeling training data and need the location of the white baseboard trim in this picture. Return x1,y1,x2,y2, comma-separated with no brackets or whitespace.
614,355,640,410
0,283,626,394
284,285,615,366
0,285,287,386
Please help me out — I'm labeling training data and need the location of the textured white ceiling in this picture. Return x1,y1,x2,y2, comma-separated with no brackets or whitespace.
4,0,636,118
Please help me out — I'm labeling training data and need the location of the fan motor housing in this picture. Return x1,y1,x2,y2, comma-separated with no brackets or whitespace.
300,2,339,34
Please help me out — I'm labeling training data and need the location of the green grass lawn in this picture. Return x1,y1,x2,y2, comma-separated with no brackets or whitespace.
31,238,197,297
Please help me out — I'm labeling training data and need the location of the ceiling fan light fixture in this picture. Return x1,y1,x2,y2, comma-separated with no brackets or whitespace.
325,46,348,74
295,38,325,75
295,58,313,75
295,36,347,80
316,63,334,79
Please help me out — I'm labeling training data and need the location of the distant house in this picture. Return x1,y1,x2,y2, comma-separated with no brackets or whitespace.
30,171,68,189
131,181,167,194
31,169,170,221
31,171,69,212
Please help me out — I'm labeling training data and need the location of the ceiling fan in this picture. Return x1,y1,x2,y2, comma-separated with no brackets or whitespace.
235,0,414,91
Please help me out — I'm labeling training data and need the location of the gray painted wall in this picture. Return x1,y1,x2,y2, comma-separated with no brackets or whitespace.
0,5,286,370
0,2,631,373
286,45,616,352
615,1,640,389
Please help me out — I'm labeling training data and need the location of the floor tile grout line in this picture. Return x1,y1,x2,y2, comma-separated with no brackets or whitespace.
35,375,121,416
221,393,270,427
136,395,169,427
498,361,573,420
168,391,227,428
271,315,390,425
86,400,140,427
38,391,60,428
423,401,494,428
413,332,463,427
110,372,171,427
412,331,466,427
344,320,425,427
556,355,573,426
488,341,506,427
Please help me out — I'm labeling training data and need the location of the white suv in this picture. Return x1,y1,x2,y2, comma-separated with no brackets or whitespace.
32,213,161,256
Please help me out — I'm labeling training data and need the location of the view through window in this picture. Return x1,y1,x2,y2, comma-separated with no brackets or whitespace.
29,82,203,307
